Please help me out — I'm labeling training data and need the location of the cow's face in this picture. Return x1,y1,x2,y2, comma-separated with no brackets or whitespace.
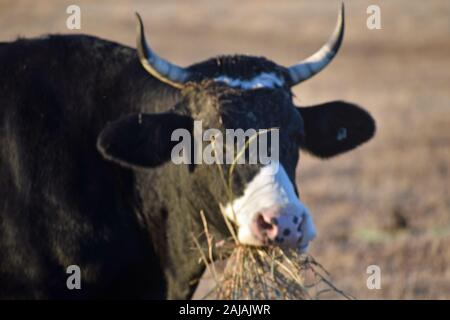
96,5,375,251
178,80,309,248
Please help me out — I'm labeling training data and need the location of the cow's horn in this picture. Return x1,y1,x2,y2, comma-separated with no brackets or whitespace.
136,13,190,89
287,3,345,86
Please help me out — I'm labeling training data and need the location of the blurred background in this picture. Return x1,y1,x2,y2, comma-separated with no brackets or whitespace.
1,0,449,299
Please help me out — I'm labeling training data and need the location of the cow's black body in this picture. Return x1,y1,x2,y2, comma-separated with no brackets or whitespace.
0,26,375,299
0,35,190,299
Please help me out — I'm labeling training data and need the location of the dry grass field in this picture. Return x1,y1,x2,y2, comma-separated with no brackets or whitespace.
1,0,449,299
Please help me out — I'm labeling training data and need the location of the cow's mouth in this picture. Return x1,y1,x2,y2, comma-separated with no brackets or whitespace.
245,204,313,249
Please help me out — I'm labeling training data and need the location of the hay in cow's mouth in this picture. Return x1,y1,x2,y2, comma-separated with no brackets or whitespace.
192,210,354,300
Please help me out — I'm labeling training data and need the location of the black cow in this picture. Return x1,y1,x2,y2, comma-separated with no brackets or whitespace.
0,5,374,299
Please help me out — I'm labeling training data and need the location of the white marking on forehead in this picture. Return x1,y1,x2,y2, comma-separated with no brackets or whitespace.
214,72,284,90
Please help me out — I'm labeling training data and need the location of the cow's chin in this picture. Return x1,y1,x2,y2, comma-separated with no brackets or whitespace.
236,231,311,254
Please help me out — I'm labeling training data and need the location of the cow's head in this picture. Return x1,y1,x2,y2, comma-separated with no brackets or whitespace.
97,4,375,252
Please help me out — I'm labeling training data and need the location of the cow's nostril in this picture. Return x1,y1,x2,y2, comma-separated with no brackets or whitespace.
256,214,274,231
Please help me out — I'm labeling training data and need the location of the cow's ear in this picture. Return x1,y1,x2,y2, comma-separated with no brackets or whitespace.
97,112,193,169
297,101,375,158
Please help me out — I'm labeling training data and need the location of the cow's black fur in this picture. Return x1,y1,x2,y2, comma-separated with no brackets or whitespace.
0,34,375,299
0,35,179,299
